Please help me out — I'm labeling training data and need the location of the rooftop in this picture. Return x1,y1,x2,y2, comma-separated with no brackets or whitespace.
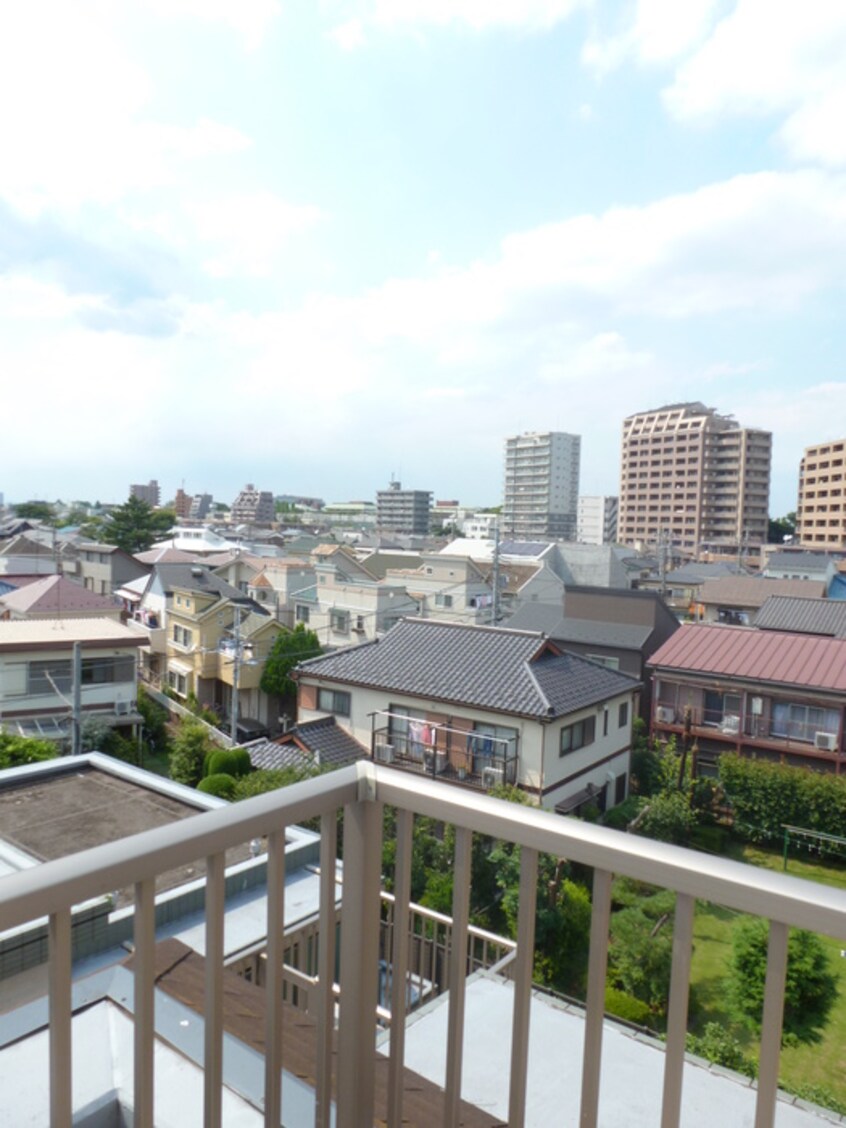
698,576,828,608
0,617,145,649
0,574,120,616
755,596,846,638
648,623,846,692
295,618,639,719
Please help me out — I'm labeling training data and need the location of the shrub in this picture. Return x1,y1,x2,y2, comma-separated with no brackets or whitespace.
719,755,846,843
0,731,56,769
205,747,252,779
232,766,319,800
169,719,215,786
686,1022,756,1078
604,986,653,1026
197,773,237,800
602,795,642,830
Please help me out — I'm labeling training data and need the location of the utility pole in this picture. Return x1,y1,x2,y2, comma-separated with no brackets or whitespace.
72,642,82,756
230,605,242,745
491,522,501,625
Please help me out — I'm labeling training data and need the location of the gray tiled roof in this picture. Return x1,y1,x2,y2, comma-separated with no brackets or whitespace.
153,563,254,602
295,618,638,720
754,596,846,638
286,717,368,766
506,604,651,649
245,739,314,773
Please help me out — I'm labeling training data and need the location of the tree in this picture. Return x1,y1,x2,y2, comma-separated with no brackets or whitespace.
85,496,175,554
729,918,838,1044
768,512,796,544
260,623,322,698
13,501,55,522
0,731,56,769
169,719,216,786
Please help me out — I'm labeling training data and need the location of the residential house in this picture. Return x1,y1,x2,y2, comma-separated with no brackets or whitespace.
695,576,827,626
165,574,282,729
762,548,842,585
0,574,122,622
0,533,59,576
301,546,418,646
74,542,149,597
293,618,639,813
648,623,846,774
385,553,494,625
754,595,846,638
635,560,747,617
0,618,144,741
506,585,679,719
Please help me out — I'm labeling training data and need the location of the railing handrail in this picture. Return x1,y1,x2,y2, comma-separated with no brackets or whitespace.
2,761,846,944
380,889,517,950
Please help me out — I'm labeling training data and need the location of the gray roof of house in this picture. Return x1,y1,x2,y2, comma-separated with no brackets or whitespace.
295,618,639,720
505,603,651,648
765,550,842,572
246,720,367,771
754,596,846,638
153,563,255,603
499,540,552,557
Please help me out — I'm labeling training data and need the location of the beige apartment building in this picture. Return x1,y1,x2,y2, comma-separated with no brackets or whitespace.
797,438,846,549
618,403,771,558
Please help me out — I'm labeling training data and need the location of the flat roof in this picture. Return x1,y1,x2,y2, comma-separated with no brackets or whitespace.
387,974,834,1127
0,617,145,648
0,759,252,904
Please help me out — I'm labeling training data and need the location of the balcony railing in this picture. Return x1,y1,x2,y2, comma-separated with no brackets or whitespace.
654,705,840,754
2,762,846,1127
371,720,518,790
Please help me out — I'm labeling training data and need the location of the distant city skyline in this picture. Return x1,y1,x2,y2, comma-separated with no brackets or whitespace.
3,4,845,517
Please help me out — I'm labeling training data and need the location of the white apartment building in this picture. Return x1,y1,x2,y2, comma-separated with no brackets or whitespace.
577,495,618,545
502,432,581,541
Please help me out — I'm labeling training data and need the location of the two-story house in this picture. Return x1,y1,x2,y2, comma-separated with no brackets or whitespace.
385,553,493,625
292,618,640,813
648,623,846,774
0,618,144,742
165,574,282,730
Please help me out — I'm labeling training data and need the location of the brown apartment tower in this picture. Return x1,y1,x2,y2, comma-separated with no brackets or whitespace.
797,438,846,548
618,403,771,558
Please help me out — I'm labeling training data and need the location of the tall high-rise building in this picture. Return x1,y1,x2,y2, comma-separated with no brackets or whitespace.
129,480,160,507
618,403,771,556
796,438,846,549
577,495,619,545
376,481,432,535
231,484,275,526
502,432,581,541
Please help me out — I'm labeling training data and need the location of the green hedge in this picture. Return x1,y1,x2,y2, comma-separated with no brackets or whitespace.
604,986,652,1027
718,754,846,843
205,747,252,779
197,773,237,800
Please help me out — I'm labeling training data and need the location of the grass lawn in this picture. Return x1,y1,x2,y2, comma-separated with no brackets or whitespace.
688,839,846,1107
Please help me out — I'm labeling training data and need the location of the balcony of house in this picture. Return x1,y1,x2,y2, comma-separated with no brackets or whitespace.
370,713,518,792
652,693,843,768
1,762,845,1126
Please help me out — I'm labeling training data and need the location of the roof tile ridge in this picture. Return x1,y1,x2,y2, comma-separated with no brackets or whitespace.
523,658,552,714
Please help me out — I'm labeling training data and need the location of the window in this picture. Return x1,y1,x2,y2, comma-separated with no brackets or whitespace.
81,656,136,685
587,653,620,671
28,660,72,696
167,670,187,696
560,715,596,756
771,702,839,743
295,605,310,624
318,688,350,716
330,610,350,634
172,625,193,647
618,701,629,729
435,593,453,608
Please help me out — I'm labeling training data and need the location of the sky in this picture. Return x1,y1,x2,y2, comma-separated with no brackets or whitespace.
2,1,846,516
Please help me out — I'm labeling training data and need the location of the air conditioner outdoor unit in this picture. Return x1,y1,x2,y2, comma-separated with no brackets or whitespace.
655,706,675,724
482,765,504,789
114,701,129,716
721,714,740,734
375,742,394,764
750,696,764,716
814,732,837,752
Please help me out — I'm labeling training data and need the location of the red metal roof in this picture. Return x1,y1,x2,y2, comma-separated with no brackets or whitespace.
648,623,846,692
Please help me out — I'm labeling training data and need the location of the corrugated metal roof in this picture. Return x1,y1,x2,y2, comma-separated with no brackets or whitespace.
295,618,638,719
754,596,846,638
648,623,846,692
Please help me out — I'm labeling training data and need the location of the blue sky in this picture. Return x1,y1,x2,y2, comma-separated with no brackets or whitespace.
3,0,846,516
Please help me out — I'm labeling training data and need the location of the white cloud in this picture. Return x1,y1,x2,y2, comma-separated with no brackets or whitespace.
583,0,722,74
330,0,587,45
193,192,324,278
663,2,846,167
330,18,367,50
143,0,281,51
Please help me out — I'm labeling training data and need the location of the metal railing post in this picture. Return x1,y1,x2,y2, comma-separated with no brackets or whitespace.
337,789,383,1128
